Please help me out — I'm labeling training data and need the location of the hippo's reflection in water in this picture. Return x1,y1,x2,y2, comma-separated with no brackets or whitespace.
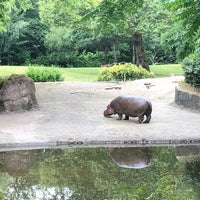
106,147,152,169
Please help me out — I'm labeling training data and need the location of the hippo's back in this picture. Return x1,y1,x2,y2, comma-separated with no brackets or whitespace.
110,95,151,117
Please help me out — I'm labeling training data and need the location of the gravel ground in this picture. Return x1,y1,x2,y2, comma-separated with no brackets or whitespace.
0,76,200,151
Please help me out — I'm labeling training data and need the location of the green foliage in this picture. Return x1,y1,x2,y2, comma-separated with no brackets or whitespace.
26,66,64,82
75,51,104,67
1,0,200,67
167,0,200,36
83,0,143,34
182,56,200,88
0,0,32,31
38,0,97,27
0,0,48,65
0,0,182,66
97,63,154,81
165,0,200,60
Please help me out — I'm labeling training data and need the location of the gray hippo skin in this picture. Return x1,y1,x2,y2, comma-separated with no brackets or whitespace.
104,95,152,123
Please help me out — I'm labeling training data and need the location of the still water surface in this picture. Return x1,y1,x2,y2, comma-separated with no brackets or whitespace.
0,146,200,199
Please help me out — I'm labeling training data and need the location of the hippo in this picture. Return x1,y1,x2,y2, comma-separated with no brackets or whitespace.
104,95,152,123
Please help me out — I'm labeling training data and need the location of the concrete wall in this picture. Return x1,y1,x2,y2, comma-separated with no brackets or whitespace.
175,86,200,111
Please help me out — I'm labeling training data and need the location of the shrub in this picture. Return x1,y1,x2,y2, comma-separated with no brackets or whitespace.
26,66,64,82
182,56,200,88
75,51,104,67
96,63,154,81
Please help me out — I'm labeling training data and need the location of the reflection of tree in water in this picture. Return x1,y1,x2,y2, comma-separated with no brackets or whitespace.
185,161,200,199
175,145,200,199
0,147,200,199
106,147,152,169
0,150,36,177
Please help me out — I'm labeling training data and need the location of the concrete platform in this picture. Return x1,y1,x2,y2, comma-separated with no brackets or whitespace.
0,76,200,151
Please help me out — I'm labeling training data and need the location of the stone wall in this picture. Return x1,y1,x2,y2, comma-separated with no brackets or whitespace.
175,86,200,111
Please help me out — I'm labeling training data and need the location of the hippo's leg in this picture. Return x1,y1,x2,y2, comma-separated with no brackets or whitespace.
117,113,123,120
144,114,151,123
124,115,129,120
138,115,144,123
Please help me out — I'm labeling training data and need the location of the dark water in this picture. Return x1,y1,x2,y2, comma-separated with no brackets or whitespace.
0,146,200,200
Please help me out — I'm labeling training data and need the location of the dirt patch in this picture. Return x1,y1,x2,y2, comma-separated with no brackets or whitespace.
0,76,200,150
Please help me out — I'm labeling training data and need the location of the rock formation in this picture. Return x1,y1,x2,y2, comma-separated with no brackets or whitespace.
0,74,38,112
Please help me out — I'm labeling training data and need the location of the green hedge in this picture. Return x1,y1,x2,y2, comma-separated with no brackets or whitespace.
26,66,64,82
182,57,200,88
96,63,154,81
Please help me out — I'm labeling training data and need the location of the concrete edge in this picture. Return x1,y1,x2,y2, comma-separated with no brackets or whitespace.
175,86,200,111
1,139,200,152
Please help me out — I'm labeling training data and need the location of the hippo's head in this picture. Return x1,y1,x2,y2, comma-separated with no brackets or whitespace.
104,105,116,117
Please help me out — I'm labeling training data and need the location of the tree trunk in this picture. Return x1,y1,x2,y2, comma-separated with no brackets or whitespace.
104,45,108,64
112,41,117,63
132,32,149,71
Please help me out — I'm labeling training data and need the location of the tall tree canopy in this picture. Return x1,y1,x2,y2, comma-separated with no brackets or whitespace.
164,0,200,59
0,0,199,66
167,0,200,36
83,0,171,70
0,0,31,31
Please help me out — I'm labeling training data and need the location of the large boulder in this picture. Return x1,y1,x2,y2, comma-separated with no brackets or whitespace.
0,74,38,112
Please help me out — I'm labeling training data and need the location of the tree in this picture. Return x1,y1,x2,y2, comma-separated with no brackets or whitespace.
133,32,149,70
0,0,32,31
38,0,102,67
167,0,200,36
0,0,180,67
83,0,172,70
38,0,98,27
0,0,48,65
165,0,200,59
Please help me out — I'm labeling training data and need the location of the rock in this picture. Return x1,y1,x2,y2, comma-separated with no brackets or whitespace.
0,74,38,112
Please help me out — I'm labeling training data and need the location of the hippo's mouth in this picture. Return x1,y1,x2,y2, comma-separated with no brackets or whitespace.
104,115,112,118
103,111,112,117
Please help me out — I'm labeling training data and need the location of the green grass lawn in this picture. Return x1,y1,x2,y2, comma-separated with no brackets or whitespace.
0,64,183,81
150,64,183,77
60,67,100,81
0,66,28,77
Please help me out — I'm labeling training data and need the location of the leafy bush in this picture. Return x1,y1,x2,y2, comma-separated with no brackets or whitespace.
96,63,154,81
26,66,64,82
182,56,200,88
74,51,104,68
